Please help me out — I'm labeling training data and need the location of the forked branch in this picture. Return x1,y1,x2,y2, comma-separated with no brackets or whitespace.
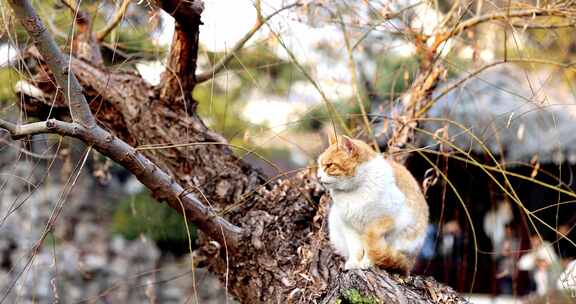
6,0,243,248
8,0,95,127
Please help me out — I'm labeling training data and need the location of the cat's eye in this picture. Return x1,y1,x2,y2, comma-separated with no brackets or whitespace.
325,163,334,169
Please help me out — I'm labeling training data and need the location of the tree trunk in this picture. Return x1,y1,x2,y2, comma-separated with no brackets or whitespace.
11,0,467,303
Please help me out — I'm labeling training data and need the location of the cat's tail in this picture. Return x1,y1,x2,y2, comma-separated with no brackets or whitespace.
366,242,413,273
362,219,413,273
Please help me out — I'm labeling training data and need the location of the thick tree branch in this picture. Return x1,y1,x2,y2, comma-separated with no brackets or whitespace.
6,0,242,248
195,2,302,83
156,0,203,104
0,117,243,248
96,0,131,41
8,0,95,127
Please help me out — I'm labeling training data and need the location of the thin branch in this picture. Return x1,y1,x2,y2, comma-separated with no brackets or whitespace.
418,60,506,116
418,58,576,117
455,8,573,34
8,0,95,127
336,7,376,149
0,119,61,139
0,136,58,160
96,0,131,41
268,26,352,136
510,21,576,29
195,2,302,83
351,1,424,51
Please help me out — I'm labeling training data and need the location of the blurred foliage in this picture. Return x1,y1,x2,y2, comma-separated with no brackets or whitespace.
111,191,195,243
194,43,304,144
202,44,305,96
2,0,159,62
193,82,254,140
298,100,363,132
372,55,419,101
0,68,20,104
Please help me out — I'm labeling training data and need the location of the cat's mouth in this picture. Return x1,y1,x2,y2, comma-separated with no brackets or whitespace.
320,180,335,185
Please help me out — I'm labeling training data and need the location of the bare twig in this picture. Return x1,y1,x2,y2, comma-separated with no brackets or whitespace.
0,136,57,160
510,21,576,29
455,8,573,34
196,2,302,83
8,0,95,127
96,0,131,41
418,60,506,116
336,7,377,149
418,58,576,116
268,26,352,136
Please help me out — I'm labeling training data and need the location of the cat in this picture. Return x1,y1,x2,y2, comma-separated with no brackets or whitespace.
317,135,429,273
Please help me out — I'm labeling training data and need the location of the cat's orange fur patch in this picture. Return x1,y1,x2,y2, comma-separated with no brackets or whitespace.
318,135,376,177
361,217,413,273
388,160,429,246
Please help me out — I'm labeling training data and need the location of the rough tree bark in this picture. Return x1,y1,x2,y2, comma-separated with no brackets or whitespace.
3,0,472,303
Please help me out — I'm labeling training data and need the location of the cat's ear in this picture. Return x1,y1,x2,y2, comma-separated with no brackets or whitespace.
341,135,357,155
328,133,338,145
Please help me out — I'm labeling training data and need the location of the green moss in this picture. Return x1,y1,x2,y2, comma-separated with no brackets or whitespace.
338,289,378,304
111,191,195,243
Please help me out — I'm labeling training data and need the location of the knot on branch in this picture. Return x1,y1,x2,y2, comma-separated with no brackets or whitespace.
46,119,56,129
22,16,46,35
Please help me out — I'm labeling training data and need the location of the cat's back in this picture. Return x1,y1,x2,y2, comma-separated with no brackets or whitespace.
386,159,429,217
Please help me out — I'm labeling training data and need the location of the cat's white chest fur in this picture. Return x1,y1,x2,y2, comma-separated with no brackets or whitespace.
319,156,416,266
325,156,413,230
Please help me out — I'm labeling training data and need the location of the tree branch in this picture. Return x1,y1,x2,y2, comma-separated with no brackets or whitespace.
8,0,95,127
0,119,62,139
155,0,204,105
1,119,243,247
1,113,244,251
454,8,573,36
6,0,243,248
96,0,131,42
195,2,302,83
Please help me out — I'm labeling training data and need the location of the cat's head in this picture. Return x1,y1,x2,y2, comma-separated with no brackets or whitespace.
317,135,376,191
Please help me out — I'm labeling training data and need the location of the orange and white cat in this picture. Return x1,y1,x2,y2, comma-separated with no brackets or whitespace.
317,135,429,273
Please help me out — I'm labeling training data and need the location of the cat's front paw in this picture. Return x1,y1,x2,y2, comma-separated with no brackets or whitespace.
358,257,373,269
344,259,370,270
